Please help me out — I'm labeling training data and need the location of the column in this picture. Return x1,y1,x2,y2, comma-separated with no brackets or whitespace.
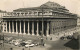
32,21,34,35
46,21,49,36
6,22,7,33
2,22,4,32
9,21,11,33
20,21,21,34
37,21,39,36
16,21,18,34
23,21,26,34
42,21,44,36
28,21,30,35
12,21,14,33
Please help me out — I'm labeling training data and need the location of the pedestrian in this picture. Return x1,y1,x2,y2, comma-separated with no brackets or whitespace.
10,47,13,50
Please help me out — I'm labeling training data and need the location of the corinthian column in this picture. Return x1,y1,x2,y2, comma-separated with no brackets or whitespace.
6,22,7,33
20,21,22,34
32,21,34,35
9,21,11,33
12,21,14,33
16,21,18,34
23,21,26,35
46,21,49,36
37,21,39,36
28,21,30,35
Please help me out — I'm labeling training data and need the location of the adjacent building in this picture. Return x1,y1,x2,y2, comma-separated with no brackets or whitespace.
2,1,77,37
77,17,80,26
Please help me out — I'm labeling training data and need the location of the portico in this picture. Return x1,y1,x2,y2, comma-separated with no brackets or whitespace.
2,20,50,36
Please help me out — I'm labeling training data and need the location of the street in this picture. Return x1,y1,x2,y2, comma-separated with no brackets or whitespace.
0,37,79,50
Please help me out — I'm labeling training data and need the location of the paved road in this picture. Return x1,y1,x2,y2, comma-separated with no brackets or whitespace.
0,43,51,50
0,39,79,50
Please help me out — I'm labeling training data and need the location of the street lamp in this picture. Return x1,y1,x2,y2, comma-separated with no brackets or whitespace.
41,7,44,46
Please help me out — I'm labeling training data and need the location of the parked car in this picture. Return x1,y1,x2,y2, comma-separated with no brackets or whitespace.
23,40,32,44
32,42,39,46
25,44,35,48
14,42,20,46
13,39,23,46
15,39,23,42
67,35,73,39
18,42,26,47
60,36,67,40
9,39,16,44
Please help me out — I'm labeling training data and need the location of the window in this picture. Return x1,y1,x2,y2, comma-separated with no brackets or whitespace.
13,13,17,15
34,12,37,15
29,12,32,14
25,13,28,16
21,13,24,16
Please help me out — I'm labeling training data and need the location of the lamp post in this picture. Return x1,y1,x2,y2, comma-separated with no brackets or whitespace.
41,7,44,46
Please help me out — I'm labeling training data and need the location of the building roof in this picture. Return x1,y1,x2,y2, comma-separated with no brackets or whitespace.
13,1,68,13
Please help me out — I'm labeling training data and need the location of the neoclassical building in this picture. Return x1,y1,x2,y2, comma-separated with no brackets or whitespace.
2,1,77,36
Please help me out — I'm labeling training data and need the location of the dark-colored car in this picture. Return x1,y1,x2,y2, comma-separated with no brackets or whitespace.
67,35,73,39
18,42,26,47
60,36,67,40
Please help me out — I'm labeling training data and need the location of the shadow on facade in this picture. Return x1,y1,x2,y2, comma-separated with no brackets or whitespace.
64,39,79,50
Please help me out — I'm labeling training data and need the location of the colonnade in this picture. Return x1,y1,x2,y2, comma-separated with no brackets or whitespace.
2,21,50,36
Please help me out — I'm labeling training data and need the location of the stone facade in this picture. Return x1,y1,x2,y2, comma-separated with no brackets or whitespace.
2,1,77,36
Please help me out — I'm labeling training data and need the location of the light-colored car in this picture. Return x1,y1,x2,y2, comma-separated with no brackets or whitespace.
25,44,35,48
13,39,22,46
24,40,32,44
9,40,16,44
16,39,22,42
14,42,20,46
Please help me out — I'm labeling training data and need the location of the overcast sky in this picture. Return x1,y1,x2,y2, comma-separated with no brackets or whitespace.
0,0,80,15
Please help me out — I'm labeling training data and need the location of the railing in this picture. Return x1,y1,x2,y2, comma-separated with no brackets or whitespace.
2,15,76,19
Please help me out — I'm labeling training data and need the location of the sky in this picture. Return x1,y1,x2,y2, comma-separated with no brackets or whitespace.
0,0,80,16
